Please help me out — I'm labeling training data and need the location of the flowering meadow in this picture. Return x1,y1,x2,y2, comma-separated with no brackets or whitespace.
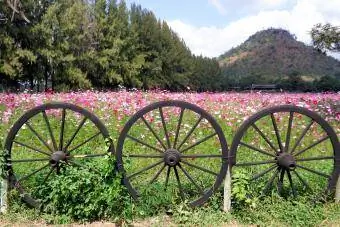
1,91,339,142
0,91,340,225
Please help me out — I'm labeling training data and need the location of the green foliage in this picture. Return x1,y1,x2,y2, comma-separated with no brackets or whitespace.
169,193,232,226
314,75,340,91
1,0,220,92
232,196,330,226
231,169,259,209
0,0,51,90
33,155,132,223
311,23,340,53
0,33,36,79
134,183,175,217
190,56,222,91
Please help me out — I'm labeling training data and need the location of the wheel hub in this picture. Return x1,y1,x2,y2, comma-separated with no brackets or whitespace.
164,149,181,166
277,153,296,170
50,151,67,167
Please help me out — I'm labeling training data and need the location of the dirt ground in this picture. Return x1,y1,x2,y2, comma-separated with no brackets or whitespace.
0,215,174,227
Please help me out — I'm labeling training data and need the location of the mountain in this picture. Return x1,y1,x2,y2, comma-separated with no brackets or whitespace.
218,28,340,88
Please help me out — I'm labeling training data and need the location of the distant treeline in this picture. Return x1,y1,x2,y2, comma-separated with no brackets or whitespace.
0,0,221,92
0,1,339,92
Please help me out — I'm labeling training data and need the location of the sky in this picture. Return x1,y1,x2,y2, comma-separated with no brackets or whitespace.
125,0,340,59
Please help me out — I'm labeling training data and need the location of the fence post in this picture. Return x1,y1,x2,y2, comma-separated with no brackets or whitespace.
223,166,231,212
0,178,7,213
0,141,7,213
336,175,340,203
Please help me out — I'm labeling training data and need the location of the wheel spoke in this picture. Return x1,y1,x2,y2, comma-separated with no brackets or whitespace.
278,168,285,195
6,103,117,207
284,111,294,153
287,169,296,197
251,164,276,181
252,123,278,153
294,136,329,157
295,164,329,178
13,140,50,156
126,134,164,153
181,160,219,176
123,154,164,158
180,132,217,153
25,122,53,153
71,153,107,158
149,164,166,184
295,156,334,162
165,166,171,189
262,167,280,194
127,159,164,179
67,131,101,153
174,166,185,200
64,117,87,151
17,164,50,183
292,170,312,191
181,154,224,158
159,107,171,149
42,167,54,184
174,108,184,148
177,116,203,150
42,111,58,150
178,163,204,195
11,158,50,163
235,159,277,167
141,116,167,150
290,120,314,154
59,108,66,151
239,141,276,157
271,113,283,152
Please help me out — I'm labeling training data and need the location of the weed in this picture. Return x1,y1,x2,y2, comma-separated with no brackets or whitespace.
33,155,132,224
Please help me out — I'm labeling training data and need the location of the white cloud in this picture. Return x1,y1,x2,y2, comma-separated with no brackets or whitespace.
208,0,227,15
169,0,340,58
256,0,292,9
208,0,294,16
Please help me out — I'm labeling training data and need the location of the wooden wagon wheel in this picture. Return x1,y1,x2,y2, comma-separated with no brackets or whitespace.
230,105,340,199
4,102,114,207
116,100,228,207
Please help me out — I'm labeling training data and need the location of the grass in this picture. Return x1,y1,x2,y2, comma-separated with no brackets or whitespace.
1,192,339,226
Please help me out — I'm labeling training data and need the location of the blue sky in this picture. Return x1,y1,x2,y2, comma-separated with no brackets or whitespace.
125,0,340,59
125,0,231,27
125,0,297,27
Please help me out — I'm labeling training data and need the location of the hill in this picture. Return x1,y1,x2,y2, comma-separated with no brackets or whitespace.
218,28,340,89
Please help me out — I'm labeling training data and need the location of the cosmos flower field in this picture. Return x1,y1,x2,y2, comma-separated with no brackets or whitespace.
1,91,339,138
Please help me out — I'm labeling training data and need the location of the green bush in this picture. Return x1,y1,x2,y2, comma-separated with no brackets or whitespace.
34,155,132,223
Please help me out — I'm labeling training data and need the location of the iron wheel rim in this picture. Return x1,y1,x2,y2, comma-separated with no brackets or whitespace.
116,100,228,207
4,102,114,207
230,105,340,199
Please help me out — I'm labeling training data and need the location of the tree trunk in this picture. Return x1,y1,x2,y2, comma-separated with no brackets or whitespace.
44,65,48,91
51,69,54,91
30,74,34,90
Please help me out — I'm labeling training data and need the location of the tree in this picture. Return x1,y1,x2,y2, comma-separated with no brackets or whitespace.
0,0,52,91
310,23,340,53
314,75,340,91
33,0,93,90
190,56,221,91
5,0,31,23
1,1,220,92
